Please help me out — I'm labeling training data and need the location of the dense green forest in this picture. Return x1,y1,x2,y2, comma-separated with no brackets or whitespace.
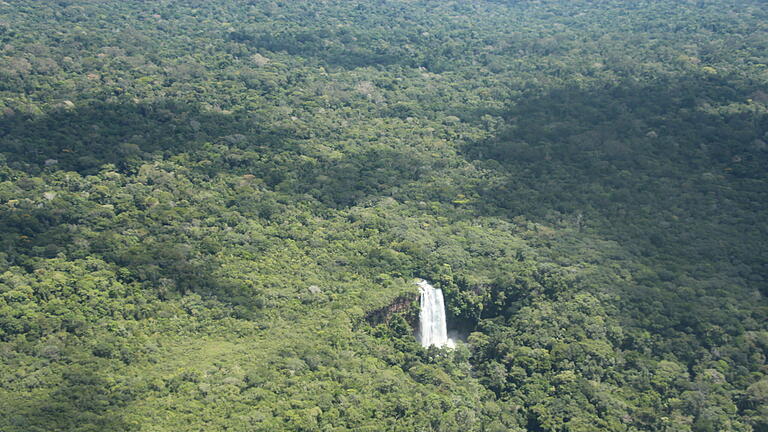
0,0,766,430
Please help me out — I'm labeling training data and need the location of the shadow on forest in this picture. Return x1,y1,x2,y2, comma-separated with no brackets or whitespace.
0,98,292,175
20,363,137,432
0,99,290,283
0,97,424,205
461,75,767,185
460,75,768,278
0,97,425,274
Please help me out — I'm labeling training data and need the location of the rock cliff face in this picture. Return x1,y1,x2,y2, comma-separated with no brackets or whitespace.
365,292,418,326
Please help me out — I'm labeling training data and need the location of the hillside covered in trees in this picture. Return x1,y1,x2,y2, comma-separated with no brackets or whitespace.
0,0,767,430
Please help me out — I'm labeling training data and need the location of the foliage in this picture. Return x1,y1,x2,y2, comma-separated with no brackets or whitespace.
0,0,766,430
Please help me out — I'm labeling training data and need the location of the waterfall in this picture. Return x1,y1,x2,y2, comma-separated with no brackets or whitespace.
417,280,455,348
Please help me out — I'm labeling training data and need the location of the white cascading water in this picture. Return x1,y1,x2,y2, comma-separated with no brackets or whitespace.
416,280,455,348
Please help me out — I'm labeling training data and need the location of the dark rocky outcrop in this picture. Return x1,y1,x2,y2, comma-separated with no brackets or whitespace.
365,292,418,326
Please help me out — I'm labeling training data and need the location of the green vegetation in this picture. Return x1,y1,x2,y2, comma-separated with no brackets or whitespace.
0,0,766,430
